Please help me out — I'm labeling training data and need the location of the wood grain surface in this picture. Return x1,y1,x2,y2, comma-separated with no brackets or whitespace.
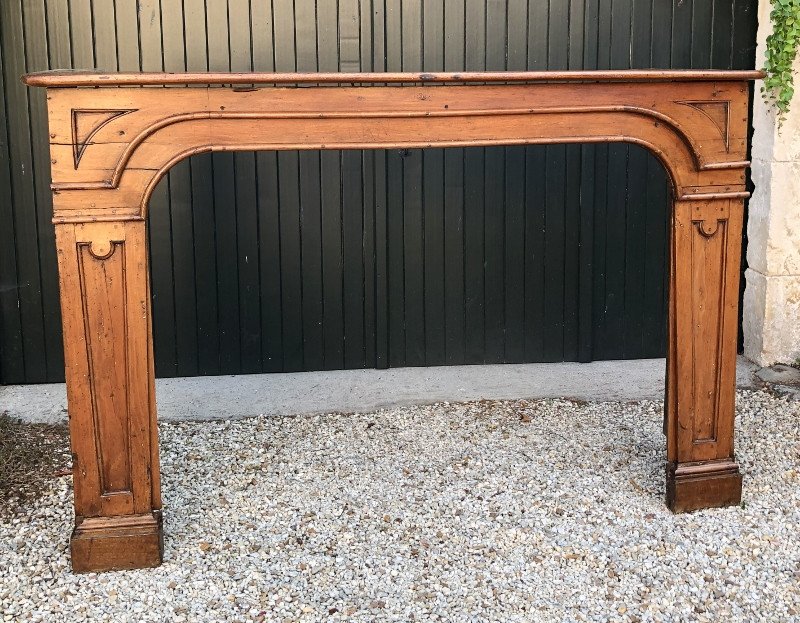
24,69,759,571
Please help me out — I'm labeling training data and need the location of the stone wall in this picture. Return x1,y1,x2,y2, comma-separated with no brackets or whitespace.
743,0,800,367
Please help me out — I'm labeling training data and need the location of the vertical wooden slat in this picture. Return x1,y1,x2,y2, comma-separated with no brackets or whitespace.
316,0,343,369
732,0,758,70
398,3,424,365
384,1,402,366
161,0,200,377
523,0,549,361
25,0,64,380
374,147,389,368
339,0,360,72
672,0,693,68
507,0,527,72
483,146,505,364
543,145,567,361
137,0,178,377
691,0,714,69
256,151,284,373
623,146,649,356
211,148,242,374
562,144,582,361
68,0,93,68
235,148,262,373
564,1,585,362
45,0,71,68
464,148,485,362
646,0,675,360
276,149,304,371
504,145,525,362
577,142,596,363
596,0,612,70
362,149,377,368
182,0,220,375
503,1,526,363
91,0,117,69
601,144,628,359
419,0,445,367
360,4,376,365
423,148,446,366
272,0,304,372
419,0,446,368
444,0,465,71
372,0,385,72
1,0,48,382
342,151,367,368
442,0,466,365
250,0,280,373
643,156,670,358
402,149,425,366
483,3,507,363
114,0,138,70
711,0,734,69
205,0,242,374
299,149,325,371
443,148,465,365
230,0,262,374
138,0,164,70
599,0,634,358
542,1,570,361
465,0,487,70
320,149,344,369
0,36,25,383
623,0,655,356
387,149,405,367
385,0,401,72
577,0,598,363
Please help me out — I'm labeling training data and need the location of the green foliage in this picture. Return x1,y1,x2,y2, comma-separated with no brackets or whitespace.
763,0,800,125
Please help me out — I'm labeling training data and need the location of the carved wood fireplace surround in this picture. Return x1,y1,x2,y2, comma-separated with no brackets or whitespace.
23,69,763,572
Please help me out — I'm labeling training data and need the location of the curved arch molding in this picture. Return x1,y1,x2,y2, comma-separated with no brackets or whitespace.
23,70,762,572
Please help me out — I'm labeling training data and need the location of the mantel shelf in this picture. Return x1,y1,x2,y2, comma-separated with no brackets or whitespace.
23,69,765,88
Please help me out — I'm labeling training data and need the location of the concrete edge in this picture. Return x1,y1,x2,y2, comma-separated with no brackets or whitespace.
0,357,761,424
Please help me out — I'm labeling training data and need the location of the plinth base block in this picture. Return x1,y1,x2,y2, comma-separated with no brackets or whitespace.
71,511,163,573
666,460,742,513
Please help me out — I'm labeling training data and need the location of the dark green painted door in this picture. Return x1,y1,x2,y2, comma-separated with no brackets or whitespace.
0,0,758,383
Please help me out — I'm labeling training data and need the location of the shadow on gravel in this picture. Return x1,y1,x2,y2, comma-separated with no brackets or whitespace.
0,413,71,515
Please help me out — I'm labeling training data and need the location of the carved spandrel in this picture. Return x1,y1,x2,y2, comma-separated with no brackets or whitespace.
71,108,136,168
679,100,731,151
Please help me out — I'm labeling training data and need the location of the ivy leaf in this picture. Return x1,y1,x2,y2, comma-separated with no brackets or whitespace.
762,0,800,126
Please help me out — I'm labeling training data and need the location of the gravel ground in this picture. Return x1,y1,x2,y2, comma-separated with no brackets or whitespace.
1,389,798,622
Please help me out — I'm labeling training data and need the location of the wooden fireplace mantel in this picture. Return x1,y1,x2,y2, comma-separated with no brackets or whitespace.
23,69,763,572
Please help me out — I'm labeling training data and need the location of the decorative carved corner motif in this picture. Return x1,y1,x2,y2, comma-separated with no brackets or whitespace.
678,100,731,151
71,109,137,168
695,219,724,238
84,238,121,261
691,202,730,239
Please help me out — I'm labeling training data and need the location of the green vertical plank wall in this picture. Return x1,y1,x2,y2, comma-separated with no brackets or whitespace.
0,0,759,383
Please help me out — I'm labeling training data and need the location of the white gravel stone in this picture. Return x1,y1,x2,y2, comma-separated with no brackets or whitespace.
1,389,798,622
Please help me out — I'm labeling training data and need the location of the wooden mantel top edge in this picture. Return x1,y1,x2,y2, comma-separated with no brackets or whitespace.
23,69,765,87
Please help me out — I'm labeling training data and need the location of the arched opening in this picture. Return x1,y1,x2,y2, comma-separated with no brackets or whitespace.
145,143,672,378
